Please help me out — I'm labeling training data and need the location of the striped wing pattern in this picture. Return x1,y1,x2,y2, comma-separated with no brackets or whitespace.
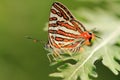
46,2,87,53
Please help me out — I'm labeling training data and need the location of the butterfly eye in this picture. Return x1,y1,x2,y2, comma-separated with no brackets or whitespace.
88,32,93,42
88,32,92,35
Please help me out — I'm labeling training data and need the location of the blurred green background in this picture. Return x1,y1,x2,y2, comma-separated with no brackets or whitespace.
0,0,120,80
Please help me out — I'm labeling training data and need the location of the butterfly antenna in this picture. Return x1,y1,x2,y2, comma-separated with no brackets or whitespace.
95,35,102,39
24,36,46,44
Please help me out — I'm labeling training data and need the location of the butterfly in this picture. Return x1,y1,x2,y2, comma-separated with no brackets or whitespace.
45,2,96,59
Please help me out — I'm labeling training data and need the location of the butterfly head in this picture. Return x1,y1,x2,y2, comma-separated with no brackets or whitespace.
88,32,95,42
80,31,95,45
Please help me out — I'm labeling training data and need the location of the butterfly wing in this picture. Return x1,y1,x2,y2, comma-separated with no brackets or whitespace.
47,2,87,53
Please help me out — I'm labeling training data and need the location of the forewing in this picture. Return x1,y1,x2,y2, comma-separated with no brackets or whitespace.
47,2,86,51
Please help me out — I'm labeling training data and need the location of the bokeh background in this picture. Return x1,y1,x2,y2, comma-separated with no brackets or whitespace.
0,0,120,80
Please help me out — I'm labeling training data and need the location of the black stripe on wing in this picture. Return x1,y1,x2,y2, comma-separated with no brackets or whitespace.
52,2,75,21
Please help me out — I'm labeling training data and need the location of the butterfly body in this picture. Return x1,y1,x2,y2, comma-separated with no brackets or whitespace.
46,2,95,55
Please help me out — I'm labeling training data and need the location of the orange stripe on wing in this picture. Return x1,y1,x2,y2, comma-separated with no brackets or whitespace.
57,21,77,31
71,21,83,33
49,17,57,21
51,9,57,14
57,12,62,17
63,42,79,48
55,37,74,42
49,23,58,27
49,29,80,38
49,30,57,34
50,36,60,48
51,8,62,17
57,29,80,38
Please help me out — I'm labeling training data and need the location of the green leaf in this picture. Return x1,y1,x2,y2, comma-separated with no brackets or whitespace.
102,46,120,75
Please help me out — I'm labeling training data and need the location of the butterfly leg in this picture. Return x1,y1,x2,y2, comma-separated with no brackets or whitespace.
47,53,52,63
66,49,72,56
47,51,62,62
53,50,63,59
47,53,57,62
